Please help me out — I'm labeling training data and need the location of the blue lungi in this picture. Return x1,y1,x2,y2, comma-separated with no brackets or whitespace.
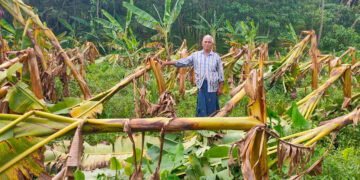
196,80,220,117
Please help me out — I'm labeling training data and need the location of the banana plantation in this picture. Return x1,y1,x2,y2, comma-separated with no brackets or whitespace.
0,0,360,179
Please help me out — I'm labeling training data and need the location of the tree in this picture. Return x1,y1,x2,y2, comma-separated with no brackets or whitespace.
193,11,224,51
123,0,184,57
318,0,325,44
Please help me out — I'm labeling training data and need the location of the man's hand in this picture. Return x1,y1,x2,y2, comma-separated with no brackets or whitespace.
216,85,223,96
158,60,166,67
158,60,175,67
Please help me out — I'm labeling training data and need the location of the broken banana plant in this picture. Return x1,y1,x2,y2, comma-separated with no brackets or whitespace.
225,45,269,180
292,65,351,121
0,110,263,179
178,40,188,98
266,106,360,178
269,30,319,88
0,0,92,99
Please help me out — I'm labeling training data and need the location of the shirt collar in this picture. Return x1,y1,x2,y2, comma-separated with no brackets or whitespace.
201,50,214,56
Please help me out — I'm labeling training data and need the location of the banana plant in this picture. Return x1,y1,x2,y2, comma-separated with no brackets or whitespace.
223,20,243,47
278,23,298,47
94,2,151,66
224,20,269,50
0,0,92,99
64,15,106,53
193,11,225,51
58,17,81,48
123,0,184,57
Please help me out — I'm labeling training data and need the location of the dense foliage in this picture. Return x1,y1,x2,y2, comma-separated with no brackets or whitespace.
22,0,360,53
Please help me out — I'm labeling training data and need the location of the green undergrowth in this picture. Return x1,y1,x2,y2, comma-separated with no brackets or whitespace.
60,61,360,179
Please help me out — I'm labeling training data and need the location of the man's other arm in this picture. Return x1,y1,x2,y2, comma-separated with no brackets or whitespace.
216,55,224,96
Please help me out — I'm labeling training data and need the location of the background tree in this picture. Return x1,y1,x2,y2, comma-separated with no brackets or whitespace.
123,0,184,57
21,0,359,53
193,11,224,51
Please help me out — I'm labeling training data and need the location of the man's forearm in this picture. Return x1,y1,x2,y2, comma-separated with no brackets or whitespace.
163,61,176,66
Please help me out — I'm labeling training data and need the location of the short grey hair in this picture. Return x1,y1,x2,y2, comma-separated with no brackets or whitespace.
202,35,214,43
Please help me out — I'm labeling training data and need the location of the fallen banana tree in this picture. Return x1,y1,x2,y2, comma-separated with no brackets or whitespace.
264,105,360,179
291,64,351,121
0,0,93,99
0,111,263,179
216,45,268,117
269,30,319,89
298,54,333,78
0,51,359,180
91,49,164,102
0,46,270,179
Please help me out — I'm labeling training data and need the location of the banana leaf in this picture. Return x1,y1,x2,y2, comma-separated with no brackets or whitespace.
70,100,103,119
4,82,47,113
0,136,50,180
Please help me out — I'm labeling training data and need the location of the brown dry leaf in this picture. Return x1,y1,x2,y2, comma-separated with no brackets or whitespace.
244,69,257,104
130,132,146,180
276,140,313,176
228,124,264,179
150,167,160,180
227,144,237,176
228,144,236,167
41,60,57,102
308,159,323,176
150,118,174,180
289,131,338,180
58,56,70,97
53,120,86,179
139,89,176,118
341,97,351,109
66,120,85,167
138,86,151,118
353,109,360,129
186,67,195,84
154,91,176,117
130,172,144,180
27,48,43,100
133,79,140,118
81,42,100,64
123,121,144,180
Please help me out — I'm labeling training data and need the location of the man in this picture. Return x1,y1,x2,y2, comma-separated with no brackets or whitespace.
160,35,224,117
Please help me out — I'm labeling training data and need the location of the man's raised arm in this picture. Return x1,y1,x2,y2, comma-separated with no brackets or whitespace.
160,61,176,66
160,53,194,68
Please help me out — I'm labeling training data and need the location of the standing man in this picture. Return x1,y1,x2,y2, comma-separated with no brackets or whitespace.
160,35,224,117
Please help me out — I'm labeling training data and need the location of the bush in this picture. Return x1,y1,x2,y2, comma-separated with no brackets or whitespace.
320,25,360,52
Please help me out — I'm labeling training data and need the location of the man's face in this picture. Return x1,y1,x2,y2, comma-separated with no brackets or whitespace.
202,37,213,51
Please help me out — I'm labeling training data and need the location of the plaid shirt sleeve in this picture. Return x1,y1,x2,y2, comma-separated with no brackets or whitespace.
216,55,224,83
174,53,194,67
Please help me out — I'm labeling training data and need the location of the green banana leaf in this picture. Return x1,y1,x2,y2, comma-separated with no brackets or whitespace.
123,2,159,30
0,136,50,180
47,97,83,115
4,82,47,113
